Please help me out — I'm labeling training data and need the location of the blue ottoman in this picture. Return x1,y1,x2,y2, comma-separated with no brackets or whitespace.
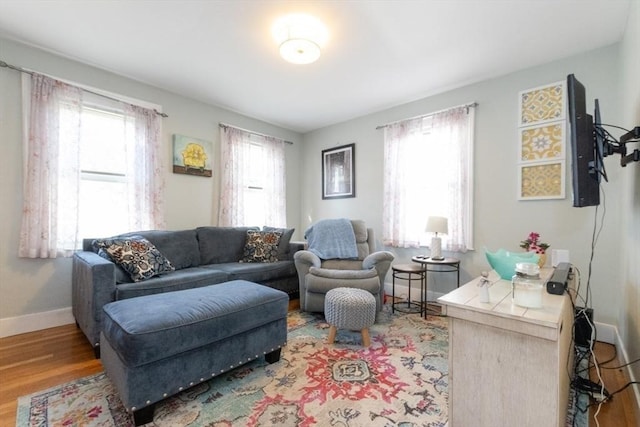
100,280,288,426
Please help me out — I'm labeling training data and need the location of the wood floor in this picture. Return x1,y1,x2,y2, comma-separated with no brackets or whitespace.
1,312,638,426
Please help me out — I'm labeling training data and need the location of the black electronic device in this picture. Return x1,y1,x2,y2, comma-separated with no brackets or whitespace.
546,262,571,295
566,73,640,208
567,74,600,207
575,307,594,347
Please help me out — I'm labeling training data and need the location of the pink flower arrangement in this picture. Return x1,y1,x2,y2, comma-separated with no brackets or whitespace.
519,232,550,254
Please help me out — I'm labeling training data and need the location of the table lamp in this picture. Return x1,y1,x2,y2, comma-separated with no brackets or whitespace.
426,216,448,260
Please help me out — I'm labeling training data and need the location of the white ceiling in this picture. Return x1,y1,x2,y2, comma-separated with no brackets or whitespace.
0,0,631,133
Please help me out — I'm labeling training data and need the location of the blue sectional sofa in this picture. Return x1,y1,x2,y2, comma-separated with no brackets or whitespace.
72,226,301,357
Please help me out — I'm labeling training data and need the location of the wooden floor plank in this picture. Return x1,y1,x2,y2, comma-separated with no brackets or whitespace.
588,342,640,426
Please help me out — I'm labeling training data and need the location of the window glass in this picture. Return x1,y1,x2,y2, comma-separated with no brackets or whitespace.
77,105,130,238
244,139,266,226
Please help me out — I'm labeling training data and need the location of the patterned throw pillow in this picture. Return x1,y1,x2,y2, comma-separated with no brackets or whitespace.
263,226,295,260
93,236,175,282
241,230,282,263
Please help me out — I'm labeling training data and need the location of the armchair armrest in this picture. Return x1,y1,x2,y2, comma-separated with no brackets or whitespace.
72,250,118,357
294,250,322,308
363,250,395,287
309,267,378,279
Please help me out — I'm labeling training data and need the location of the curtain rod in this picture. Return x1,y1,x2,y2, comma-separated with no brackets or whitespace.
219,122,294,145
0,59,169,118
375,102,478,130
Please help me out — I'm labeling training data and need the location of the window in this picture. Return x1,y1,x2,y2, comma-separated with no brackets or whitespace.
218,125,286,228
76,104,131,238
243,137,268,226
382,104,475,252
19,73,165,258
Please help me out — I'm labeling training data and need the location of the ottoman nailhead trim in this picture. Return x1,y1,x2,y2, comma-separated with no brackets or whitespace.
126,341,288,414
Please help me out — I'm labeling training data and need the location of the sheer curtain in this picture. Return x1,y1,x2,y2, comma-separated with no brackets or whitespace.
19,73,165,258
430,106,474,252
19,74,83,258
382,105,474,251
382,117,425,248
218,125,286,227
261,135,286,227
124,104,166,231
218,126,251,226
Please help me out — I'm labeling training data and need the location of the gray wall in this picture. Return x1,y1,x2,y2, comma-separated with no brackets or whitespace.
619,0,640,393
0,38,302,323
301,44,627,329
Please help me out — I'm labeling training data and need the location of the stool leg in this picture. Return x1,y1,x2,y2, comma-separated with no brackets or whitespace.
361,328,371,347
327,325,337,344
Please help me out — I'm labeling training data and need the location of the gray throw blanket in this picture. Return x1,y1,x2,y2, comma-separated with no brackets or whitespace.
304,218,358,260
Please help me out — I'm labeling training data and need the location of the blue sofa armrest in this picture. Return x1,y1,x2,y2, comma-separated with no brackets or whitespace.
72,250,117,358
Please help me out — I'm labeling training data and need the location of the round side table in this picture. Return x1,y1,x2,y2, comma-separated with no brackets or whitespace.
412,256,460,317
391,263,426,316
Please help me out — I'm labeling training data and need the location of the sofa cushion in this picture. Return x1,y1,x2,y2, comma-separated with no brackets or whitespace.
241,230,282,263
197,227,257,264
206,261,296,283
115,267,229,300
263,226,295,260
93,236,175,282
102,280,289,367
119,229,201,270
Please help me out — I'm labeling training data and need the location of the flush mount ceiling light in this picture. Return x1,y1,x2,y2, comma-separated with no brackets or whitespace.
272,13,328,65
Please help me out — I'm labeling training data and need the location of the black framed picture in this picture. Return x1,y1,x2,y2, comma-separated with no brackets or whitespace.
322,143,355,199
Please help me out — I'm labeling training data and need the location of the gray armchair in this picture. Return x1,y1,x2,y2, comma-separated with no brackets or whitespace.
294,220,394,312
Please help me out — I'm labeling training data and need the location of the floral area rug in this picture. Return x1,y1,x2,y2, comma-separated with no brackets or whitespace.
17,306,450,426
16,305,588,427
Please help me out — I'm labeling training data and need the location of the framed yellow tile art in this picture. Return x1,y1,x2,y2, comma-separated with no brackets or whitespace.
518,161,565,200
519,121,565,163
518,81,565,127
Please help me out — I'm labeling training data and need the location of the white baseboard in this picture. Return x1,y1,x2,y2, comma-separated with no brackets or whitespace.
610,325,640,410
0,307,74,338
383,282,446,304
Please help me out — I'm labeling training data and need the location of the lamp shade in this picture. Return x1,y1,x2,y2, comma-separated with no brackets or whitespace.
272,14,328,65
279,38,320,65
425,216,448,235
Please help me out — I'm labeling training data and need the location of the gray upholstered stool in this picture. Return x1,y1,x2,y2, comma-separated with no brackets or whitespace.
324,287,377,346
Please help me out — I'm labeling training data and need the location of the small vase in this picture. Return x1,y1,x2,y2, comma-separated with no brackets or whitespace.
537,253,547,268
527,250,547,267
